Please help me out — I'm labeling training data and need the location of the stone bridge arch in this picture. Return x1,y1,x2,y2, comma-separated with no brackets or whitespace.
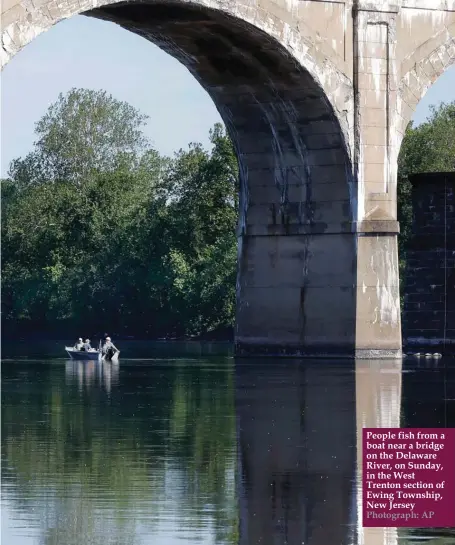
1,0,353,129
396,24,455,140
11,1,455,358
1,3,356,231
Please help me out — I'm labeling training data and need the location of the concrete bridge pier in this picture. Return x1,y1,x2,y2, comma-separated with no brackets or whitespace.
235,225,402,358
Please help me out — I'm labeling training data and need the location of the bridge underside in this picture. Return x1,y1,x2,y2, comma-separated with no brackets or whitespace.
87,2,401,359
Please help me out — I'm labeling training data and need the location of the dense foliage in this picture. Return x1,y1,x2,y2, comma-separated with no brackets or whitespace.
2,89,238,338
2,89,454,338
397,102,455,258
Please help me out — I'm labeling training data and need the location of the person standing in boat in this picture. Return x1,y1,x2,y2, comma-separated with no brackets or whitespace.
83,339,92,352
74,338,84,350
102,336,118,360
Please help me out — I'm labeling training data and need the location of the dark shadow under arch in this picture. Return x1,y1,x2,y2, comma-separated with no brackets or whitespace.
88,2,355,230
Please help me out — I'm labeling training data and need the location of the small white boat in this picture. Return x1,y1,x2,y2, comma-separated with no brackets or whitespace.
65,347,101,360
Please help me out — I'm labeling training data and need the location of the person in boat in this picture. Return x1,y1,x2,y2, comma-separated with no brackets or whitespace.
83,339,92,352
102,336,118,360
74,338,84,350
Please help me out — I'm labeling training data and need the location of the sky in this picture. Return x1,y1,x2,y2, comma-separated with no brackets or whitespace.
1,14,454,177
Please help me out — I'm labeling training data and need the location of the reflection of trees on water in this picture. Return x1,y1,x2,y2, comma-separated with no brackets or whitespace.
3,356,453,545
402,529,455,545
168,362,238,543
37,495,140,545
2,358,237,544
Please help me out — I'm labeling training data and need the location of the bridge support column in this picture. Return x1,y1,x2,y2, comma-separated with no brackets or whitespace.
235,221,402,358
354,222,402,359
235,229,356,357
350,2,403,359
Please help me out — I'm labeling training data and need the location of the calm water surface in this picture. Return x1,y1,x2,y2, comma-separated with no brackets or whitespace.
1,342,454,545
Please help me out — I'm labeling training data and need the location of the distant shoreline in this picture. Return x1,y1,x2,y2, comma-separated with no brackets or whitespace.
1,326,234,344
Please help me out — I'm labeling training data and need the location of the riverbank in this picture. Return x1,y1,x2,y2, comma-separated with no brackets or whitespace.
2,322,234,343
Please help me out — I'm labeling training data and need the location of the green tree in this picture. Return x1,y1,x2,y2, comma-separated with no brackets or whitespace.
8,88,150,186
164,124,238,256
398,101,455,260
163,124,238,335
2,91,238,338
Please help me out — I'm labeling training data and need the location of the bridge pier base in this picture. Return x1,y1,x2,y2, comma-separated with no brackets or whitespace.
354,227,402,359
235,224,402,359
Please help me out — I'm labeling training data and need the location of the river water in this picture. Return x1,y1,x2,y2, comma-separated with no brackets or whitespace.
1,341,454,545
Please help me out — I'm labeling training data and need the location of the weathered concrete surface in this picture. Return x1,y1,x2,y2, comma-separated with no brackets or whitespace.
402,173,455,353
2,0,455,357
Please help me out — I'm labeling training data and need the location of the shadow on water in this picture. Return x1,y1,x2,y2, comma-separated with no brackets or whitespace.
1,346,454,545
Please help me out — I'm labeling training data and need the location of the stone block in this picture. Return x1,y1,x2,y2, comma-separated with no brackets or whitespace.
359,22,388,44
359,56,388,75
355,285,401,348
362,165,386,185
294,120,341,137
358,73,388,92
358,41,388,60
308,179,352,202
359,108,387,127
359,89,387,109
1,0,21,13
356,234,399,286
304,132,344,150
360,125,387,147
245,199,352,225
1,5,25,28
361,144,388,165
306,148,347,167
428,50,445,75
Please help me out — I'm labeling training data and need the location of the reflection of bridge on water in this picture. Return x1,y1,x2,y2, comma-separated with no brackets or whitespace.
65,359,119,393
236,359,404,545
